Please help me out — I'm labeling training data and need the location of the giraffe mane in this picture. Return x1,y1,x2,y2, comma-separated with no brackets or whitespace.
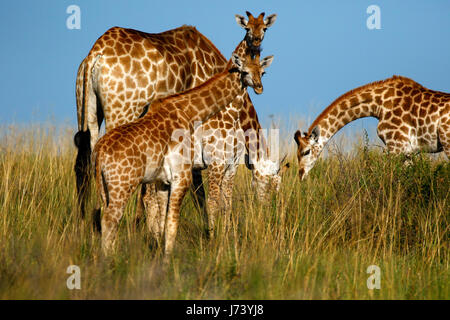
308,75,423,134
182,26,226,63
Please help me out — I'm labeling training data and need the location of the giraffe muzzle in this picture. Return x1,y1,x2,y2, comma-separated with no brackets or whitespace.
253,84,263,95
253,38,262,46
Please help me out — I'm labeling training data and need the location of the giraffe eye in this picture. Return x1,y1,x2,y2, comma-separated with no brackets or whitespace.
262,71,266,76
302,150,311,156
263,28,267,32
245,28,250,31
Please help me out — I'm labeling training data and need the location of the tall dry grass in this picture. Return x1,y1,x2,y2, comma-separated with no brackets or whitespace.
0,124,448,299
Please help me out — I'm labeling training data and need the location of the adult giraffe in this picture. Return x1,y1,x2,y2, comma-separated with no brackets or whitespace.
294,75,450,180
93,50,273,255
74,12,282,226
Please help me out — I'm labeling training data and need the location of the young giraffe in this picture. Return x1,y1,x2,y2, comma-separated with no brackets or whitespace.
74,12,280,221
143,83,286,239
189,98,288,235
93,50,274,255
294,75,450,180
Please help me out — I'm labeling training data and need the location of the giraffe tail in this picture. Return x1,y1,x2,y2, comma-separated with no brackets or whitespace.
92,147,108,233
74,54,99,219
74,129,91,219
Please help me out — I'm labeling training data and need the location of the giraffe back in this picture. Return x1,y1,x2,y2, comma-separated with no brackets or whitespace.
81,26,228,130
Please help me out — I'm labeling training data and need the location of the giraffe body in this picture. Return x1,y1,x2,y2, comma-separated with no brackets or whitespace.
294,75,450,180
93,52,273,254
74,13,282,226
77,25,227,148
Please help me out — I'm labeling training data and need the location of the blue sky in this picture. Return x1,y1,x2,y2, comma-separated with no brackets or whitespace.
1,0,449,139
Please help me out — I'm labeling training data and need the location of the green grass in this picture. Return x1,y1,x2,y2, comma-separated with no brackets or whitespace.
0,124,448,299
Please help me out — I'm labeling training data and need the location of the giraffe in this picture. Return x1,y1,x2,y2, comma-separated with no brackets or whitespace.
93,50,274,255
294,75,450,180
184,70,289,236
73,12,281,222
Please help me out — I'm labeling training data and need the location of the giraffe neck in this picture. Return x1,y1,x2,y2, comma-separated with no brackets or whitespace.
233,40,252,58
230,42,270,161
162,62,244,124
309,85,383,149
238,93,269,160
244,35,262,58
210,40,270,161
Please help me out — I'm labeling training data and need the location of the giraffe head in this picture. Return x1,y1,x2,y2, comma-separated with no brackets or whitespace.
231,53,274,95
245,153,290,201
235,11,277,53
294,126,322,180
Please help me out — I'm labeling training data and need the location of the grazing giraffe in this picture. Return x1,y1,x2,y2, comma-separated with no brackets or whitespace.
93,51,274,255
74,12,280,222
294,75,450,180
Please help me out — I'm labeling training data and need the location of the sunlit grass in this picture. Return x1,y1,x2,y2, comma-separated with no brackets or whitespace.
0,124,448,299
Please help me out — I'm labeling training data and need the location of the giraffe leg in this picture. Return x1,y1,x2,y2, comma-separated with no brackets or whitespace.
191,169,209,237
221,166,237,233
142,182,169,244
140,183,154,233
156,183,170,241
164,170,191,257
134,184,146,228
100,178,136,254
206,164,225,236
101,199,127,254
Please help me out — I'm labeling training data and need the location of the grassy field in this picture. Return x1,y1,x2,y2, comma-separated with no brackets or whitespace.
0,124,448,299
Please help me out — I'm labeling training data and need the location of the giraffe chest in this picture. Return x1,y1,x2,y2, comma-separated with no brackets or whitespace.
378,106,441,153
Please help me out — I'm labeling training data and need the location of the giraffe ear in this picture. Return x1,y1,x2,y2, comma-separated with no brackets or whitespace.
231,53,243,70
260,55,274,69
310,126,320,142
264,14,277,28
294,130,302,146
235,14,248,28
